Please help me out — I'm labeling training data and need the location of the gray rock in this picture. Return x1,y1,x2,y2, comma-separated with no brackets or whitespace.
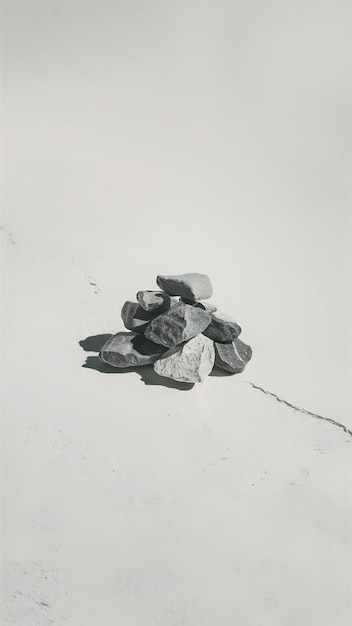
156,273,213,301
194,301,217,313
154,334,215,383
214,337,252,373
203,310,241,343
180,298,217,313
144,302,212,348
180,297,198,305
136,290,171,313
170,296,180,306
99,332,167,367
121,301,156,333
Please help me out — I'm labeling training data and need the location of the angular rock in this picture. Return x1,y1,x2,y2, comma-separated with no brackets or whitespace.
136,290,171,313
194,301,217,313
180,298,217,313
144,302,212,348
121,301,156,333
154,334,215,383
156,273,213,301
99,332,167,367
214,337,252,373
203,310,241,343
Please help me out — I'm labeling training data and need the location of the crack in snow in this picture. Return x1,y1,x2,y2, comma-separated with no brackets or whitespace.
248,383,352,438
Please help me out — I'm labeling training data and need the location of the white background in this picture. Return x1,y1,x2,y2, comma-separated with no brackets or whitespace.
1,3,352,626
2,0,351,424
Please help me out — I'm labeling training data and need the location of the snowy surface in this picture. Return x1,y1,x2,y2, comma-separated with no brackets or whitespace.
2,1,351,624
1,234,351,626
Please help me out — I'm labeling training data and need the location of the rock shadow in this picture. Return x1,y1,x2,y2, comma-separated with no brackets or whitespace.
138,365,195,390
79,334,113,352
80,334,194,390
209,366,234,377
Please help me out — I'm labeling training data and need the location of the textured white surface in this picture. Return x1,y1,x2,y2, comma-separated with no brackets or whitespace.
3,0,350,421
1,235,351,626
2,1,351,624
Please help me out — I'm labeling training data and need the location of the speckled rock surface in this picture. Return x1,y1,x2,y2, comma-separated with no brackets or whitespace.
203,310,242,343
136,290,171,313
121,301,156,333
144,302,212,348
154,334,215,382
100,331,167,367
214,337,252,373
156,273,213,301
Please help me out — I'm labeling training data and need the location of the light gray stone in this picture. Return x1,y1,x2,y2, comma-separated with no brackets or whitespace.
156,273,213,301
136,290,171,313
194,301,217,313
154,334,215,383
203,310,241,343
121,301,156,333
214,337,252,373
99,332,167,367
170,296,180,306
144,302,212,348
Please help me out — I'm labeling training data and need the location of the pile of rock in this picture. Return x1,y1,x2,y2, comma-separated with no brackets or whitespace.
99,273,252,383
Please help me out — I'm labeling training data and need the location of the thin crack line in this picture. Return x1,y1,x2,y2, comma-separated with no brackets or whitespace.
248,382,352,438
2,226,111,297
87,276,101,294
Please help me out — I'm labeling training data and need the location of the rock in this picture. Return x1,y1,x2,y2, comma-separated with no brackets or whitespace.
214,337,252,373
195,301,217,313
180,298,217,313
203,310,241,343
156,273,213,301
154,334,215,383
213,309,239,323
144,302,212,348
180,297,198,305
121,301,156,333
136,290,171,313
99,332,167,367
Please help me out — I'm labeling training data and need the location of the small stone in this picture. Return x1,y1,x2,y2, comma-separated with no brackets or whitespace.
203,310,241,343
180,297,198,305
156,273,213,301
121,301,156,333
144,302,212,348
194,301,217,313
214,338,252,373
180,298,217,313
136,290,171,313
154,334,215,383
100,332,167,367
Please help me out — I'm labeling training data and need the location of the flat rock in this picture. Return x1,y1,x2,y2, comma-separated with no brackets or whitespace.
154,334,215,383
156,273,213,301
121,301,156,333
214,337,252,373
144,302,212,348
203,310,241,343
194,301,217,313
99,332,167,367
180,298,217,313
136,290,171,313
